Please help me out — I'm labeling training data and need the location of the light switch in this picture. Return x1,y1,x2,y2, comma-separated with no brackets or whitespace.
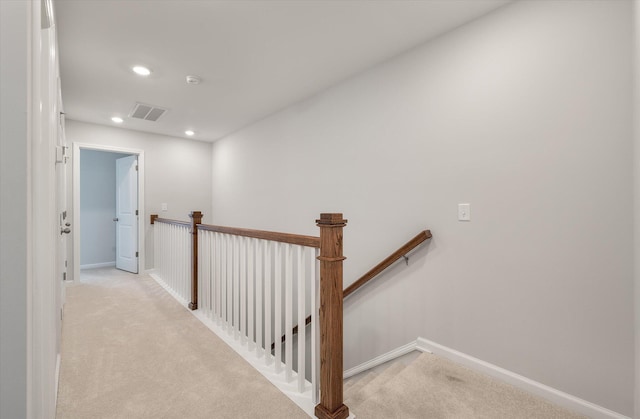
161,203,168,211
458,203,471,221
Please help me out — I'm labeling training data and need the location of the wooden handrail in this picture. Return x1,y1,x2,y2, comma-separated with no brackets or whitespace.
151,216,190,228
344,230,431,298
197,223,320,248
273,229,432,351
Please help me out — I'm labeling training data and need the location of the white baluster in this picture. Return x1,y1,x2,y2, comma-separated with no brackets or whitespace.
234,235,240,339
210,232,214,319
214,232,220,324
264,240,272,366
186,226,191,302
311,247,319,404
285,243,293,382
226,233,232,334
171,225,176,292
176,226,180,296
248,238,255,351
255,239,263,357
183,226,188,301
205,231,211,316
297,245,306,393
218,232,223,325
241,236,248,344
274,242,282,373
198,232,203,313
224,233,229,330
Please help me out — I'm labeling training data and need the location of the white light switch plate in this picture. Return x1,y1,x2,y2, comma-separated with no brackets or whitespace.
161,203,168,211
458,203,471,221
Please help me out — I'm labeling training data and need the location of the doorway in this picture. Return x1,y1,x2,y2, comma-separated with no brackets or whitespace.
72,143,145,282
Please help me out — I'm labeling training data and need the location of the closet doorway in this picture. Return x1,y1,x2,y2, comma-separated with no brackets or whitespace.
72,143,145,281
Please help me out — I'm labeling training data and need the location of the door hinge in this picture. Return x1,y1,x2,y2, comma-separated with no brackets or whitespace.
135,209,139,216
63,272,66,281
135,251,139,257
135,165,138,171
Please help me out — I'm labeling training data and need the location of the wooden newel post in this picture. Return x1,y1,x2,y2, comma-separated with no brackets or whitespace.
315,213,349,419
188,211,203,310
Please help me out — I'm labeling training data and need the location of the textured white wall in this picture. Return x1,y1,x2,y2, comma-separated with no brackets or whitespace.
211,1,634,415
80,149,132,266
66,120,213,270
0,2,28,417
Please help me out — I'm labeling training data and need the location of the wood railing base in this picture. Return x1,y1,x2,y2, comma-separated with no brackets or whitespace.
315,403,349,419
188,302,198,310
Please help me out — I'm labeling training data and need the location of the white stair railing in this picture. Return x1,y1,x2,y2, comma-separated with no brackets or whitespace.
197,227,320,403
151,217,192,306
150,212,350,419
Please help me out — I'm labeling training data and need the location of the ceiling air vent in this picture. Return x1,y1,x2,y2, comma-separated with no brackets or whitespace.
128,102,167,122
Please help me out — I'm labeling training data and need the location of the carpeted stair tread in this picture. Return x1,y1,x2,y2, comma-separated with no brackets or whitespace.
349,352,586,419
344,370,378,395
345,361,409,410
344,370,375,392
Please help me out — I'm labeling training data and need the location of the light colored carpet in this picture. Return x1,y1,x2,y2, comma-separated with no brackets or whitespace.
345,352,587,419
58,268,587,419
55,268,308,419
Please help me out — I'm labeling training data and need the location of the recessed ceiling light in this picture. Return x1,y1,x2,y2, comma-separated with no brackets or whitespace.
132,66,151,76
185,130,195,136
111,116,123,123
186,75,201,85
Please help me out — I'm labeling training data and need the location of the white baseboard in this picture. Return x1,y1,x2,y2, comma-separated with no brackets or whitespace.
344,340,418,379
344,337,629,419
55,353,61,406
79,261,115,270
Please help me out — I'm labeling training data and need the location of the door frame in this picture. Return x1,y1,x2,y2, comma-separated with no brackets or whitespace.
72,142,145,282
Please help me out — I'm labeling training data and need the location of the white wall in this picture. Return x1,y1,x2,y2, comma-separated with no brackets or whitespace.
66,120,213,270
0,2,29,417
634,1,640,417
211,1,634,415
80,149,132,266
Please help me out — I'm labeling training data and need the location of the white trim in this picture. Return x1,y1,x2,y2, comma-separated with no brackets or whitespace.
72,142,145,283
80,262,116,270
344,340,418,379
415,337,629,419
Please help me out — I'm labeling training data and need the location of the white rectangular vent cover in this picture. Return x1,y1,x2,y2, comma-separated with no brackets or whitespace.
129,102,167,122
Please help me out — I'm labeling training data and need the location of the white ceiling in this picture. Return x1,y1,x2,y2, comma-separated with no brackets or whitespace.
55,0,510,142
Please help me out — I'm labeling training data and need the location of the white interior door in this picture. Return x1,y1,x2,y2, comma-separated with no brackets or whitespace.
115,155,138,273
56,77,68,335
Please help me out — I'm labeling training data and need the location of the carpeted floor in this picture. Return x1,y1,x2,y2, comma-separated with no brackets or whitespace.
58,268,587,419
55,268,308,419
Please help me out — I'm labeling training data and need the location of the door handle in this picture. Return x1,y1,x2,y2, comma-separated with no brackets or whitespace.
60,228,71,235
113,218,119,222
65,222,71,227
